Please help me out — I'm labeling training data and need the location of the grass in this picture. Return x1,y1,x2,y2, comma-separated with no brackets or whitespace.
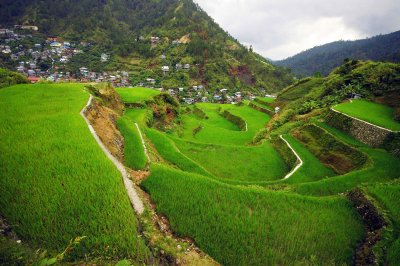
293,122,400,196
251,99,274,110
116,87,160,103
0,84,150,261
333,99,400,131
366,180,400,265
175,103,271,146
256,97,275,104
142,164,364,266
124,108,150,127
174,139,288,182
145,128,212,177
281,135,336,183
292,124,369,174
117,116,147,170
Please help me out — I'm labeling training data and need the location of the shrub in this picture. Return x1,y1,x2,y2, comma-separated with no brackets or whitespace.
221,110,247,131
394,108,400,122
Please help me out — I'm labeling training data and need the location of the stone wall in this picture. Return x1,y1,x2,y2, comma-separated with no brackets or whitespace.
325,109,400,156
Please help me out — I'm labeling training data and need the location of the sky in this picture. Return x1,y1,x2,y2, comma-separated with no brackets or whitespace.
194,0,400,60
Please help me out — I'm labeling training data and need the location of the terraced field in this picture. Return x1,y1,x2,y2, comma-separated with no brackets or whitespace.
116,88,400,265
334,99,400,131
0,84,150,262
2,84,399,265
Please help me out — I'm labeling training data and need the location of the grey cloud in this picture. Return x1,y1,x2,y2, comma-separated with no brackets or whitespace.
194,0,400,60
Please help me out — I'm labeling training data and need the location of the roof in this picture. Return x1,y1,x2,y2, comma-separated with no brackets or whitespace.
28,76,40,83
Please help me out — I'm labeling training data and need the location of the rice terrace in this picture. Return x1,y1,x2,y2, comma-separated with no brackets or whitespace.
1,1,400,266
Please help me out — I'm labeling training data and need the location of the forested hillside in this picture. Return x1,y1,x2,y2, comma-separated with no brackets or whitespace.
0,0,293,93
275,31,400,77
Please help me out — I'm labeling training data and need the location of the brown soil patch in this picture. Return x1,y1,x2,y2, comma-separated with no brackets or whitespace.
319,153,353,175
229,65,255,86
348,189,386,266
84,99,124,161
128,169,150,183
180,34,191,44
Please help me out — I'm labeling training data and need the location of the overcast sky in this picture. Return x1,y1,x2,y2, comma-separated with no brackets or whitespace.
194,0,400,60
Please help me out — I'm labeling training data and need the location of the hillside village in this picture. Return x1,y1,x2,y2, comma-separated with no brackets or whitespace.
0,25,275,105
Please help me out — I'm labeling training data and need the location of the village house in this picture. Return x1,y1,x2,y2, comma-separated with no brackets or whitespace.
101,53,109,62
27,69,36,76
50,41,62,48
275,107,280,113
349,93,362,99
201,97,209,102
161,66,170,73
220,88,228,94
27,76,40,83
168,89,176,96
178,87,184,93
184,98,194,105
172,40,181,45
79,67,89,77
213,95,222,101
151,36,160,45
160,54,166,60
2,47,11,54
183,63,190,70
176,63,182,70
146,78,156,84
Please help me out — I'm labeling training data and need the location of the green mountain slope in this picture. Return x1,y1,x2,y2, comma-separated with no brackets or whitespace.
0,0,293,93
270,60,400,133
275,31,400,77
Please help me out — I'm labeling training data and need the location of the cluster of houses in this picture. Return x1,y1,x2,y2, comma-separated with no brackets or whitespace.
167,86,260,105
0,27,126,85
149,36,183,47
161,62,191,74
78,68,131,86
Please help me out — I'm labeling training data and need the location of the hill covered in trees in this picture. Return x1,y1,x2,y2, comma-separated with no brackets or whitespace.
275,31,400,77
0,0,293,93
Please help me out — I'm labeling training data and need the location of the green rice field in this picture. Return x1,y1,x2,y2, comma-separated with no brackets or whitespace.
2,84,399,265
0,84,150,261
334,99,400,131
116,88,400,265
116,87,160,103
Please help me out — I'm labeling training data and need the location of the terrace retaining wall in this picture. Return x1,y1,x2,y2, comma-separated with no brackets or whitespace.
325,109,400,156
125,102,146,109
249,102,275,116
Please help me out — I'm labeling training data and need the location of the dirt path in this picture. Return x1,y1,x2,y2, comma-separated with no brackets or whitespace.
135,123,151,169
280,135,303,180
81,95,144,214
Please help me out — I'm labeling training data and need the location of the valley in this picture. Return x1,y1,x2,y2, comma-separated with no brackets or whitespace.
0,1,400,265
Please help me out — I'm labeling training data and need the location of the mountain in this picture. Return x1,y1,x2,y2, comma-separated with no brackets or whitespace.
275,31,400,77
0,0,294,93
